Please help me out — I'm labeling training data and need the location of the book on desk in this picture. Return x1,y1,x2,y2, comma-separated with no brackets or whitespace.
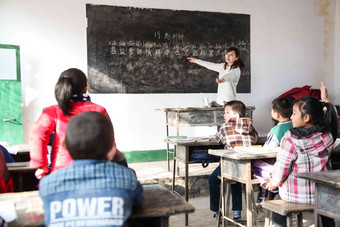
167,136,214,143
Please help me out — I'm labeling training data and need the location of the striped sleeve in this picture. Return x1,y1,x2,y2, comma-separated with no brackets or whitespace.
270,136,296,187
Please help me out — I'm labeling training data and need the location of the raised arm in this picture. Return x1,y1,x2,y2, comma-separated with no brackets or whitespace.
320,82,330,103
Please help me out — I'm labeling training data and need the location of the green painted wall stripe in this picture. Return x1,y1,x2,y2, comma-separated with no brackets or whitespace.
124,149,174,163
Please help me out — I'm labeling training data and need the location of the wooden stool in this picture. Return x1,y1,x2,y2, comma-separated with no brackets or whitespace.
262,200,314,227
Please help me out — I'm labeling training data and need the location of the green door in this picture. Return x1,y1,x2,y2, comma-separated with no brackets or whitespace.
0,44,23,145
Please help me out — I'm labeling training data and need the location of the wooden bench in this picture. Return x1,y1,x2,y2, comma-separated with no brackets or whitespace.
262,200,314,227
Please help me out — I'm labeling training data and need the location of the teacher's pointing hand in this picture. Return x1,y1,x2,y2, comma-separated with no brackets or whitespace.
187,57,195,63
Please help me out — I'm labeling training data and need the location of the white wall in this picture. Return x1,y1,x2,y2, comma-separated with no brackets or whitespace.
335,0,340,104
0,0,338,151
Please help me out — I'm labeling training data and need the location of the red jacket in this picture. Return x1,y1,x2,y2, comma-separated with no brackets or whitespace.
29,102,109,173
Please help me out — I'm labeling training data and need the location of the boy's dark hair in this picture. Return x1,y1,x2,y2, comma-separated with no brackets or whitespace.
272,97,292,118
65,111,114,160
224,100,246,117
55,68,88,116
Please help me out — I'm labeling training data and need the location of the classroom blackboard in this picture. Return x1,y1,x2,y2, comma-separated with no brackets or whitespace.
86,5,250,94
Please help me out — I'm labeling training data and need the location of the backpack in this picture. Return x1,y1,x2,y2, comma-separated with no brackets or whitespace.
279,85,321,101
190,149,220,168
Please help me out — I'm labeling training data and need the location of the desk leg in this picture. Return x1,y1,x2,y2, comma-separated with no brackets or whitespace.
245,162,254,227
221,176,225,227
315,185,319,227
185,146,189,226
172,145,177,192
159,217,169,227
166,112,170,171
167,143,170,172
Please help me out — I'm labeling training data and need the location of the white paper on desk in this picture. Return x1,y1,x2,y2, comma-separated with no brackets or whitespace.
0,201,17,222
195,137,210,142
168,137,195,143
233,146,279,154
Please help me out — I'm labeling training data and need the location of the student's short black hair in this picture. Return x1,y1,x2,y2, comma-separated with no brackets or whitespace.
272,97,292,118
65,111,114,160
224,100,246,117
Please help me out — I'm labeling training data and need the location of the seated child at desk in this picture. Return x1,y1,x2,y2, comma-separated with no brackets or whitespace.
209,100,258,220
39,112,144,227
263,97,293,148
254,97,293,203
266,96,338,227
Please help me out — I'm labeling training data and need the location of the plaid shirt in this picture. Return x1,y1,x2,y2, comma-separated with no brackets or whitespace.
215,117,258,149
270,130,333,204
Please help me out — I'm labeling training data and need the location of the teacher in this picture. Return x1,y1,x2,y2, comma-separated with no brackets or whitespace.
187,46,245,106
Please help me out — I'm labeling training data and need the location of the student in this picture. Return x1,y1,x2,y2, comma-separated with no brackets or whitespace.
30,68,127,179
39,111,144,227
209,100,258,220
187,47,245,106
266,96,338,227
255,97,293,203
264,97,293,148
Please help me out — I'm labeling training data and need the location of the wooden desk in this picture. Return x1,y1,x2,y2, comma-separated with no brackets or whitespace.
11,144,30,162
129,184,195,227
0,184,194,227
296,170,340,226
166,137,222,226
7,162,38,192
209,148,277,227
161,106,255,171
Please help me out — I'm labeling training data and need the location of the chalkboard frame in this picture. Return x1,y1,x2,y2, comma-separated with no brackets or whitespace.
86,5,250,94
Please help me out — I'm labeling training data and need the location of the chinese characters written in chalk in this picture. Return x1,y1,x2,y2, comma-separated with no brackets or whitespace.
108,40,249,58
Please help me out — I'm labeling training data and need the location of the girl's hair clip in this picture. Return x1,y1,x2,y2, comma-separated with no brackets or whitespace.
323,106,327,113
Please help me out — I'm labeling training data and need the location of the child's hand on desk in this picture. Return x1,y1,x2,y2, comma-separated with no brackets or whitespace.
35,167,49,179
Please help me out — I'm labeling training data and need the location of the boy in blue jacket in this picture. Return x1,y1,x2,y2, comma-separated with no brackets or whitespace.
39,111,144,227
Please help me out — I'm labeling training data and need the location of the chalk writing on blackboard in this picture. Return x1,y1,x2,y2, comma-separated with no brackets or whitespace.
87,5,250,94
108,38,249,58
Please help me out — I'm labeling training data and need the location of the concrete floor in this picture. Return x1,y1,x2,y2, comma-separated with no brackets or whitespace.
129,161,315,227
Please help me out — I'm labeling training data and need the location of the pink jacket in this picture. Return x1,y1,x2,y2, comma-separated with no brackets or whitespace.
29,102,109,173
